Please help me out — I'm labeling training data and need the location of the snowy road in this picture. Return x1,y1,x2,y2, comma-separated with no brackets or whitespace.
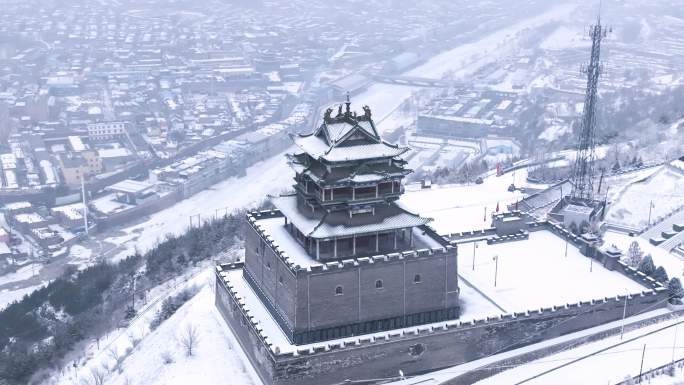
348,2,578,135
476,316,684,385
103,147,296,261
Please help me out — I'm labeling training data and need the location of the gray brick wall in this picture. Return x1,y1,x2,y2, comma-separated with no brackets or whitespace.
245,223,460,338
215,268,668,385
245,228,298,329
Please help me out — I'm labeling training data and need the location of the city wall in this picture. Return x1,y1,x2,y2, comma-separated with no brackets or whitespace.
215,262,668,385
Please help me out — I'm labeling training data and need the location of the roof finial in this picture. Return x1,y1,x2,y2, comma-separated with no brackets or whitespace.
345,91,351,116
362,105,371,119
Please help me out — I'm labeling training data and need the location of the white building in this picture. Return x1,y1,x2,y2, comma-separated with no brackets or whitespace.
87,121,128,141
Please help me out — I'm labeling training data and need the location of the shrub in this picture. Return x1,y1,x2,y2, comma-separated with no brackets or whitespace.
637,255,655,275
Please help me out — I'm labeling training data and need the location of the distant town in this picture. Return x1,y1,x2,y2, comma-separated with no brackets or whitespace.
1,1,684,384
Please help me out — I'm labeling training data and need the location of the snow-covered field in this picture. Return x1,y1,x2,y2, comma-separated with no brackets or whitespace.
68,245,93,267
539,25,589,51
607,167,684,230
458,231,646,313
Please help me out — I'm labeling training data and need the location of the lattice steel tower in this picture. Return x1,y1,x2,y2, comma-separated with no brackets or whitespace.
571,15,608,201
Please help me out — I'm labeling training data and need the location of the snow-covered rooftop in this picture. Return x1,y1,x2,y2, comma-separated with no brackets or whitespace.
256,216,443,269
271,194,430,239
292,135,407,162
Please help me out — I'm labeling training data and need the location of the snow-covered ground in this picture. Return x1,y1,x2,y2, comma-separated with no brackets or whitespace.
0,263,41,286
473,316,684,385
51,264,232,385
0,263,46,310
459,231,646,313
405,4,577,80
0,282,47,311
68,245,93,267
102,286,261,385
539,25,589,51
607,167,684,230
538,123,570,142
400,171,526,235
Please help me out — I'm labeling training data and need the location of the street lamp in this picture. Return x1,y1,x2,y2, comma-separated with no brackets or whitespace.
620,289,628,340
472,242,478,271
493,255,499,287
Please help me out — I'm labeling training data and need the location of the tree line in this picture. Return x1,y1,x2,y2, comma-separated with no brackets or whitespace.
0,211,246,385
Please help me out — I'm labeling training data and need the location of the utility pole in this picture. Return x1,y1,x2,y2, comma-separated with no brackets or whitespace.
81,177,89,236
493,255,499,287
131,274,136,310
672,315,679,367
638,343,646,383
620,291,628,340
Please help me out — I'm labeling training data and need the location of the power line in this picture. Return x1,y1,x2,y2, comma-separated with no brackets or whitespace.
514,314,684,384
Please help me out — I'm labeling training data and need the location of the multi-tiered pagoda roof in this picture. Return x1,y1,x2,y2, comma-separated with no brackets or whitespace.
290,103,408,163
272,100,433,261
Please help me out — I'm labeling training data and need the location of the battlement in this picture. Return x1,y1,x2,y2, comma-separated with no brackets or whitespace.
215,263,666,360
486,230,529,245
246,209,454,276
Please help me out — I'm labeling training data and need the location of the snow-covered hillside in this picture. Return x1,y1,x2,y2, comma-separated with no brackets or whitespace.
103,286,261,385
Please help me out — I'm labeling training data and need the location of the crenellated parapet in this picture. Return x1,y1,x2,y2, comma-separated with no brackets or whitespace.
246,208,455,277
216,263,666,360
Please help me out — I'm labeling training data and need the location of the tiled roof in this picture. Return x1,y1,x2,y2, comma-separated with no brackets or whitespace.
272,194,430,239
292,134,408,162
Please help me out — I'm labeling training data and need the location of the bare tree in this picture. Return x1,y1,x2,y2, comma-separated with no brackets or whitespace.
84,366,106,385
178,324,200,356
106,346,123,373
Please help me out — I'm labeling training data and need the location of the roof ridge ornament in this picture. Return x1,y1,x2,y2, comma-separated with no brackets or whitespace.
362,105,372,119
323,107,333,123
345,91,351,117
